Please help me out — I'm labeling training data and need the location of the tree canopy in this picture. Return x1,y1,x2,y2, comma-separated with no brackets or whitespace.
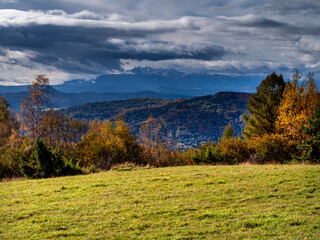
276,71,319,141
19,75,52,140
243,72,285,139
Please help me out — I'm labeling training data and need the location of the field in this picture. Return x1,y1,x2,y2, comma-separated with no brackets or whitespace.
0,165,319,239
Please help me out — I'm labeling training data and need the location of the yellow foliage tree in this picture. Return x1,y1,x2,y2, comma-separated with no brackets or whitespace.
77,120,142,169
276,71,320,141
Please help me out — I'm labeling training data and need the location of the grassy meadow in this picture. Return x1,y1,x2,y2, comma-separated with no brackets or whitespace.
0,164,319,239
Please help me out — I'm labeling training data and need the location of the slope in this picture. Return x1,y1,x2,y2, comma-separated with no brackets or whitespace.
1,165,319,239
64,92,250,148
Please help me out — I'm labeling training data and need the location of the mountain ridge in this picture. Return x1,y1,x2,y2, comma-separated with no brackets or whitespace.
64,91,250,148
0,68,262,96
1,89,190,111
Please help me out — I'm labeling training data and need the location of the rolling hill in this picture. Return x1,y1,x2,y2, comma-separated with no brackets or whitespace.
64,92,250,148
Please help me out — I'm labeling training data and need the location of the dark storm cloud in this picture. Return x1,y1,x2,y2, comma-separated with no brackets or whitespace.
0,10,216,73
259,0,320,15
0,1,319,84
0,24,227,73
218,14,320,37
99,40,228,61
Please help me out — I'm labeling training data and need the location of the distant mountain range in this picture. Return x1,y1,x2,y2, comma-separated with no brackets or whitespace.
64,92,250,148
1,69,252,147
1,88,190,111
52,68,261,95
1,69,251,147
0,68,260,111
1,68,261,94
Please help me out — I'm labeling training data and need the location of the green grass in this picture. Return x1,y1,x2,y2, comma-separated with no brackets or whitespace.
0,165,319,239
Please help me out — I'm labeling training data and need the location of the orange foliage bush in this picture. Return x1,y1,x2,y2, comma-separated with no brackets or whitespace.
217,138,250,164
77,120,142,169
248,134,296,163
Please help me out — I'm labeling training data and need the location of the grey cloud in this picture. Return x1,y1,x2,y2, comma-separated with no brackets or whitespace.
104,40,229,61
0,0,229,18
0,10,226,74
259,0,320,15
0,1,320,84
218,14,320,36
214,13,320,52
0,10,200,32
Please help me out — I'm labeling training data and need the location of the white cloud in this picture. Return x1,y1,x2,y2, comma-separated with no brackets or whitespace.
296,36,320,52
300,54,314,63
0,0,18,3
0,9,201,32
0,1,319,84
122,59,289,76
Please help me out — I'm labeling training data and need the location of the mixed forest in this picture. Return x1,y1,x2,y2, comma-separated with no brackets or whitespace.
64,92,250,148
0,70,320,180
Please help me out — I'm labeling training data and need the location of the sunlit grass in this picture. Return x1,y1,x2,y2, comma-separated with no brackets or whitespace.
1,165,319,239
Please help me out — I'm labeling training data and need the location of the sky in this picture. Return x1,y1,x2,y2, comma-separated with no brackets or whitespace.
0,0,319,85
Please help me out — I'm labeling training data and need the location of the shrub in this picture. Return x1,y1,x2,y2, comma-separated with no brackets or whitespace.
0,147,22,180
192,142,222,164
139,144,188,167
248,134,296,163
52,148,82,176
59,159,82,176
0,135,33,180
77,120,143,170
19,138,83,178
217,138,250,164
20,138,55,178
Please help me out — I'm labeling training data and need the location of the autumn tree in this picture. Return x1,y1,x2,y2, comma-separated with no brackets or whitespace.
18,75,87,148
138,116,179,166
139,116,164,147
276,71,320,141
19,75,53,141
0,96,20,179
243,72,285,139
39,110,87,149
138,115,175,148
0,96,18,147
78,120,142,169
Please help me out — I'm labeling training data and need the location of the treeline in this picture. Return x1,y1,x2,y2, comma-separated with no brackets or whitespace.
192,70,320,165
0,75,189,180
0,70,320,180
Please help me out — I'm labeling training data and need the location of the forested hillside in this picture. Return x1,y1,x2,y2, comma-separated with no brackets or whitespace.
64,92,250,148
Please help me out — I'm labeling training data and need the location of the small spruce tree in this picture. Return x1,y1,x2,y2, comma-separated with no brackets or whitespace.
220,123,234,142
20,138,55,178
